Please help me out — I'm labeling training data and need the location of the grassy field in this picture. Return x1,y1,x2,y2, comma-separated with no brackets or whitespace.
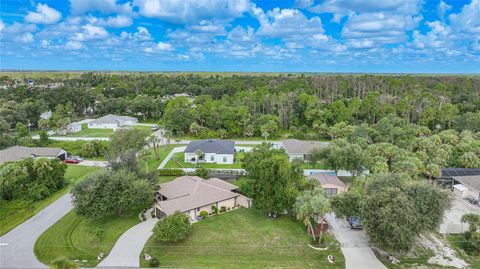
141,208,344,268
157,176,178,184
164,152,245,169
34,211,140,267
0,165,101,236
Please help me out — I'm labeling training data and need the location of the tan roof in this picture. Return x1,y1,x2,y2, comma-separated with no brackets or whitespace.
156,176,240,215
0,146,64,165
281,139,329,155
307,173,346,189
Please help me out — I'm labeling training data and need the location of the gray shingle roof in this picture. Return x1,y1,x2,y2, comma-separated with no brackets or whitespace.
156,176,240,215
184,139,234,154
89,114,137,125
281,139,329,155
0,146,64,165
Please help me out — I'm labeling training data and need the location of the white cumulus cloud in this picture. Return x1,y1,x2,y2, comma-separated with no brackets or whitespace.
25,3,62,25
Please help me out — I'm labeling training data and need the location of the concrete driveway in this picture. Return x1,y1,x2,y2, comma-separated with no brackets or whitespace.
0,194,73,269
440,196,480,234
325,214,386,269
97,209,158,268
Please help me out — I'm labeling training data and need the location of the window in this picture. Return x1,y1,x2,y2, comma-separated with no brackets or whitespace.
210,155,214,161
223,156,227,163
324,188,337,197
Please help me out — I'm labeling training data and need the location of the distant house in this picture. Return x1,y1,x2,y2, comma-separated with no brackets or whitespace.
154,176,251,221
184,139,235,164
281,139,329,161
87,114,138,130
0,146,67,165
307,173,346,197
67,122,82,133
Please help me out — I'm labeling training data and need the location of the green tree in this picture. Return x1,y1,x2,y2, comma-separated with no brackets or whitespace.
71,169,154,218
163,97,193,135
294,187,331,243
361,175,451,252
461,213,480,234
242,143,304,216
152,212,192,242
108,128,149,159
331,191,362,220
39,130,49,146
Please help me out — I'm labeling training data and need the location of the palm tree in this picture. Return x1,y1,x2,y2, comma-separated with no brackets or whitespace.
138,149,151,172
149,135,160,160
194,149,203,168
461,213,480,234
294,187,331,244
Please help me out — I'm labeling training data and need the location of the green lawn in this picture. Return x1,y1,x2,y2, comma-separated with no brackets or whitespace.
0,165,102,236
141,208,344,268
142,144,185,171
446,234,480,269
157,176,177,184
66,125,114,137
35,211,140,267
44,140,110,156
164,152,245,169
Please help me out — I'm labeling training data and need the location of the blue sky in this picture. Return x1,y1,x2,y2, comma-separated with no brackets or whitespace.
0,0,479,72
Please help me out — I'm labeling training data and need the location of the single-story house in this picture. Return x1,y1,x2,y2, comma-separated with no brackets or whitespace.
281,139,329,161
307,173,346,197
67,122,82,133
58,122,82,135
87,114,138,130
0,146,67,165
154,176,251,221
184,139,235,164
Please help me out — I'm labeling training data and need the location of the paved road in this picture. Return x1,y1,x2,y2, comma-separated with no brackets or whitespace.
97,209,158,268
0,194,73,269
325,213,387,269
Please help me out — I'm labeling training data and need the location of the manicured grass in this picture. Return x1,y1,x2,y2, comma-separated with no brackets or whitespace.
133,125,153,132
66,125,114,137
141,208,344,268
158,176,177,184
446,234,480,268
164,152,245,169
0,165,101,236
44,140,110,156
35,211,140,267
142,144,185,171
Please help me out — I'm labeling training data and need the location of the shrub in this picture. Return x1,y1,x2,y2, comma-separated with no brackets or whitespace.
220,206,226,213
158,169,184,176
153,211,191,242
200,211,208,219
148,258,159,267
195,167,208,178
50,257,78,269
211,205,217,214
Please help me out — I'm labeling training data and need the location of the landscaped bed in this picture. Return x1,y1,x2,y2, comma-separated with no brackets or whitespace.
141,208,344,268
164,152,245,169
34,210,140,267
0,165,102,236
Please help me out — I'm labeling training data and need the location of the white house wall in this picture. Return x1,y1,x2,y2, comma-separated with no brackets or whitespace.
184,153,234,164
88,123,119,129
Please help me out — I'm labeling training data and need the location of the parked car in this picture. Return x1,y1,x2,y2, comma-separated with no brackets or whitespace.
151,125,159,131
348,216,363,229
71,156,84,162
466,197,479,205
63,158,80,164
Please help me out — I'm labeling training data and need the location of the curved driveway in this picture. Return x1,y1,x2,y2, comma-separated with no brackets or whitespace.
97,210,158,268
0,194,73,269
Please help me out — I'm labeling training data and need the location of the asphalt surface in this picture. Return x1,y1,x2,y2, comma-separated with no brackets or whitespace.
0,194,73,269
325,213,387,269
